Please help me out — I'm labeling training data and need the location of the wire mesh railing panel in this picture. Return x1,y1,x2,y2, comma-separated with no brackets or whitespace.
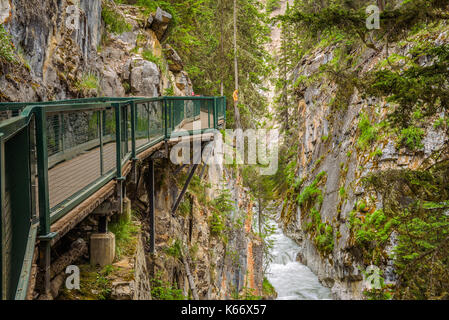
47,110,102,209
0,110,12,121
217,97,225,120
136,101,164,148
1,124,33,300
119,105,130,161
172,100,185,130
0,107,22,121
127,105,132,155
166,98,215,135
102,108,116,174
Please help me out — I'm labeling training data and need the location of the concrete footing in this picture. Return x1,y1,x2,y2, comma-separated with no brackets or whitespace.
90,232,115,267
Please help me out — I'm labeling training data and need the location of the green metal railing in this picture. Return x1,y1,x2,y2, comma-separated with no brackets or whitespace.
0,96,226,300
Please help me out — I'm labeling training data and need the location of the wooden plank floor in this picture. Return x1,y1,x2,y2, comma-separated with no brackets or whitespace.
47,112,216,209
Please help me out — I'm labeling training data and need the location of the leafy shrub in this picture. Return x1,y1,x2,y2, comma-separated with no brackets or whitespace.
209,189,234,237
150,272,185,300
76,72,100,92
399,126,424,150
165,239,182,259
262,277,276,297
315,223,334,254
266,0,281,13
297,171,327,209
102,5,132,34
109,216,139,259
357,113,377,150
0,25,16,63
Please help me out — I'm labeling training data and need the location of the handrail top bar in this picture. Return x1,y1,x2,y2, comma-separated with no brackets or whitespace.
0,115,33,141
19,102,113,118
1,95,226,139
0,95,225,109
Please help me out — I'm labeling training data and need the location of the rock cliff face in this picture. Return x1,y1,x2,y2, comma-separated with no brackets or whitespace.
282,26,449,299
0,0,192,102
128,159,263,299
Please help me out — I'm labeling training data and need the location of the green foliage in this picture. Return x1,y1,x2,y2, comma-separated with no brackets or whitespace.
266,0,281,13
94,266,113,300
370,148,383,158
304,208,334,255
76,72,100,94
399,126,424,150
165,239,182,259
364,44,449,131
262,277,276,297
433,117,445,129
357,113,377,150
0,25,17,64
297,171,326,209
150,272,185,300
0,24,17,63
233,286,262,300
135,0,270,128
102,4,132,34
178,197,191,217
164,86,175,96
282,0,449,53
142,49,167,74
339,186,346,198
109,215,140,259
315,222,334,255
209,188,234,237
179,173,211,206
350,209,398,248
361,268,393,300
362,167,449,299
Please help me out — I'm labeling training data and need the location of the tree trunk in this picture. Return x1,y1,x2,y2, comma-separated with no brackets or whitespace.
181,247,199,300
220,0,224,96
377,0,385,12
258,197,262,235
233,0,242,129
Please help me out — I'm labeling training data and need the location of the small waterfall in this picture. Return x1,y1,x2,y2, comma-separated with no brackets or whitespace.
266,222,332,300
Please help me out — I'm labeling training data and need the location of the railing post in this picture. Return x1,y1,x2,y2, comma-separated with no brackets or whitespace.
61,113,65,152
171,99,174,131
208,100,211,129
213,97,218,129
130,101,136,160
0,134,5,299
99,111,104,176
35,107,50,236
35,107,56,298
147,103,151,140
113,103,122,178
164,97,168,140
224,96,227,125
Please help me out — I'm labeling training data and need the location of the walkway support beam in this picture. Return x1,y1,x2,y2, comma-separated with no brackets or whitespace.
148,159,155,253
172,164,199,217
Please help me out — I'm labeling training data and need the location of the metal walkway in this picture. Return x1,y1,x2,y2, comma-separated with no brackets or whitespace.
0,96,226,300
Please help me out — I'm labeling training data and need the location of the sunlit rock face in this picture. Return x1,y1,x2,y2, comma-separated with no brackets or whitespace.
0,1,192,103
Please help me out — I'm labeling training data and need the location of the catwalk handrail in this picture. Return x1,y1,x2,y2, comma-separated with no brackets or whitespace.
0,96,226,300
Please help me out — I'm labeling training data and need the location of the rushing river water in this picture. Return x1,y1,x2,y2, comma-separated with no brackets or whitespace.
266,223,332,300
